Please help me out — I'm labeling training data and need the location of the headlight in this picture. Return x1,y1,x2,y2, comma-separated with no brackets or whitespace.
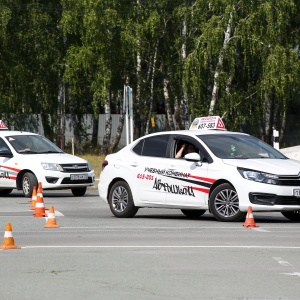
41,162,63,171
237,167,279,185
87,162,93,171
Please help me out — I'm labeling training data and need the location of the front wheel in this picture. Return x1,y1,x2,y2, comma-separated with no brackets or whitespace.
209,183,246,222
281,211,300,222
181,209,206,218
108,181,138,218
71,187,87,197
22,172,38,198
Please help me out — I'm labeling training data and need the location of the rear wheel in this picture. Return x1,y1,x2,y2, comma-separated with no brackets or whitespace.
22,172,38,198
209,183,246,222
181,209,206,218
108,181,138,218
71,187,87,197
0,189,13,196
281,211,300,222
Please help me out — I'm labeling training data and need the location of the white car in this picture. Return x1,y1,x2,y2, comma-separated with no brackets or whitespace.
0,122,94,197
98,116,300,222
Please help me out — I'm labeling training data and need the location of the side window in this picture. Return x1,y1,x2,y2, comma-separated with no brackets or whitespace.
141,135,170,158
0,138,10,152
173,138,209,161
174,140,199,159
0,138,11,157
132,139,144,155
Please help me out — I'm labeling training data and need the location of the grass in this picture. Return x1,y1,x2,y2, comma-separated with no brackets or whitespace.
79,154,106,179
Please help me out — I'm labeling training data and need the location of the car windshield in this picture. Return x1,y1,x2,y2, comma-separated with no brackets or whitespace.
198,134,287,159
6,134,64,154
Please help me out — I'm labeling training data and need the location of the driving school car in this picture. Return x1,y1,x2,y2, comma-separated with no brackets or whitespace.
0,120,94,197
98,116,300,222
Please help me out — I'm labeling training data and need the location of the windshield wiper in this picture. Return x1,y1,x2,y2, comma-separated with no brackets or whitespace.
38,150,64,154
18,149,38,154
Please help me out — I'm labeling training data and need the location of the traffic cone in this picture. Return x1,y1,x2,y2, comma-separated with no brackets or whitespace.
243,206,259,228
36,182,47,210
30,186,37,210
44,206,60,228
0,222,20,249
34,194,46,217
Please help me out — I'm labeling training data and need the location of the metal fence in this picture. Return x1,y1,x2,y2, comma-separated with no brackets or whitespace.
5,114,168,147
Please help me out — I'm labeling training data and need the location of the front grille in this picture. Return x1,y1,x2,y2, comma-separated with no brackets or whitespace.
60,163,90,173
61,177,94,184
277,174,300,186
275,196,300,205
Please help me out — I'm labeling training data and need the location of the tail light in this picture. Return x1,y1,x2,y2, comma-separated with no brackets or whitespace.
102,160,108,170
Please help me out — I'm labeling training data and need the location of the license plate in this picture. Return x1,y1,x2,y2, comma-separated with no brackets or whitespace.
293,189,300,197
70,174,88,180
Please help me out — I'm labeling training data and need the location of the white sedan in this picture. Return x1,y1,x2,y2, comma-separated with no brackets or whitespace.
99,118,300,222
0,122,94,197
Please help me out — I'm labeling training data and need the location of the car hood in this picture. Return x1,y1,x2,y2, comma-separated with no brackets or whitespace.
24,152,88,164
223,158,300,175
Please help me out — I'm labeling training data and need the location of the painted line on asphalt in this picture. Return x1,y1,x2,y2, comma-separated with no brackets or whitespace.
0,210,64,217
273,256,293,267
20,245,300,249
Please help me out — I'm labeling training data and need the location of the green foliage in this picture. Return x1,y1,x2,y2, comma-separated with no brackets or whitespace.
0,0,300,145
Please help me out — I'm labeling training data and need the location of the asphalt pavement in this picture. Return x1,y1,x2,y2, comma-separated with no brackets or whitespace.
0,188,300,300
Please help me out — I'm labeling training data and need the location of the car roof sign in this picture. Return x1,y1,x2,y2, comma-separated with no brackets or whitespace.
0,120,8,130
189,116,226,131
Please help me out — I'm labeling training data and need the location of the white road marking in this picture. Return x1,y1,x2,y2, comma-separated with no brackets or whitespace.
282,272,300,276
20,245,300,249
252,227,270,232
272,256,293,267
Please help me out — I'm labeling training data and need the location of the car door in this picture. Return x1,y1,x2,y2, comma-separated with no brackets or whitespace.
164,135,211,207
0,137,18,188
131,134,172,204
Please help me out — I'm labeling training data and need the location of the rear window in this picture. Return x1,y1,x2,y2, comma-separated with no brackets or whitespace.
132,135,170,158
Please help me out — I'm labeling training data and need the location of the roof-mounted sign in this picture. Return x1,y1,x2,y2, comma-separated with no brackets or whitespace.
0,120,9,130
189,116,226,131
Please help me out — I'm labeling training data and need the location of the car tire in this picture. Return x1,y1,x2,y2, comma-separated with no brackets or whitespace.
108,181,138,218
281,211,300,222
71,187,87,197
209,183,246,222
0,189,13,196
22,172,38,198
181,209,206,218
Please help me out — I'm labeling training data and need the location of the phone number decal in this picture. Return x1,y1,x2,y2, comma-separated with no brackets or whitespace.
197,122,215,129
137,173,154,180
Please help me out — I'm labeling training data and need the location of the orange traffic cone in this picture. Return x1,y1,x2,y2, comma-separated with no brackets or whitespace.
243,206,259,228
0,222,21,249
36,182,47,210
30,186,37,210
34,194,46,217
44,206,60,228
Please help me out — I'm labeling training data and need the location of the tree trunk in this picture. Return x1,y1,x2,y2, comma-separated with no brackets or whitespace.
174,96,181,130
101,91,112,155
163,77,175,131
91,113,99,148
110,92,125,153
264,90,275,145
209,11,233,115
134,1,142,140
279,109,286,146
145,44,158,135
180,17,189,129
57,79,65,150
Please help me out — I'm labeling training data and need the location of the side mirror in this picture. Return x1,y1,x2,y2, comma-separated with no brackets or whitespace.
0,151,13,158
184,152,200,162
